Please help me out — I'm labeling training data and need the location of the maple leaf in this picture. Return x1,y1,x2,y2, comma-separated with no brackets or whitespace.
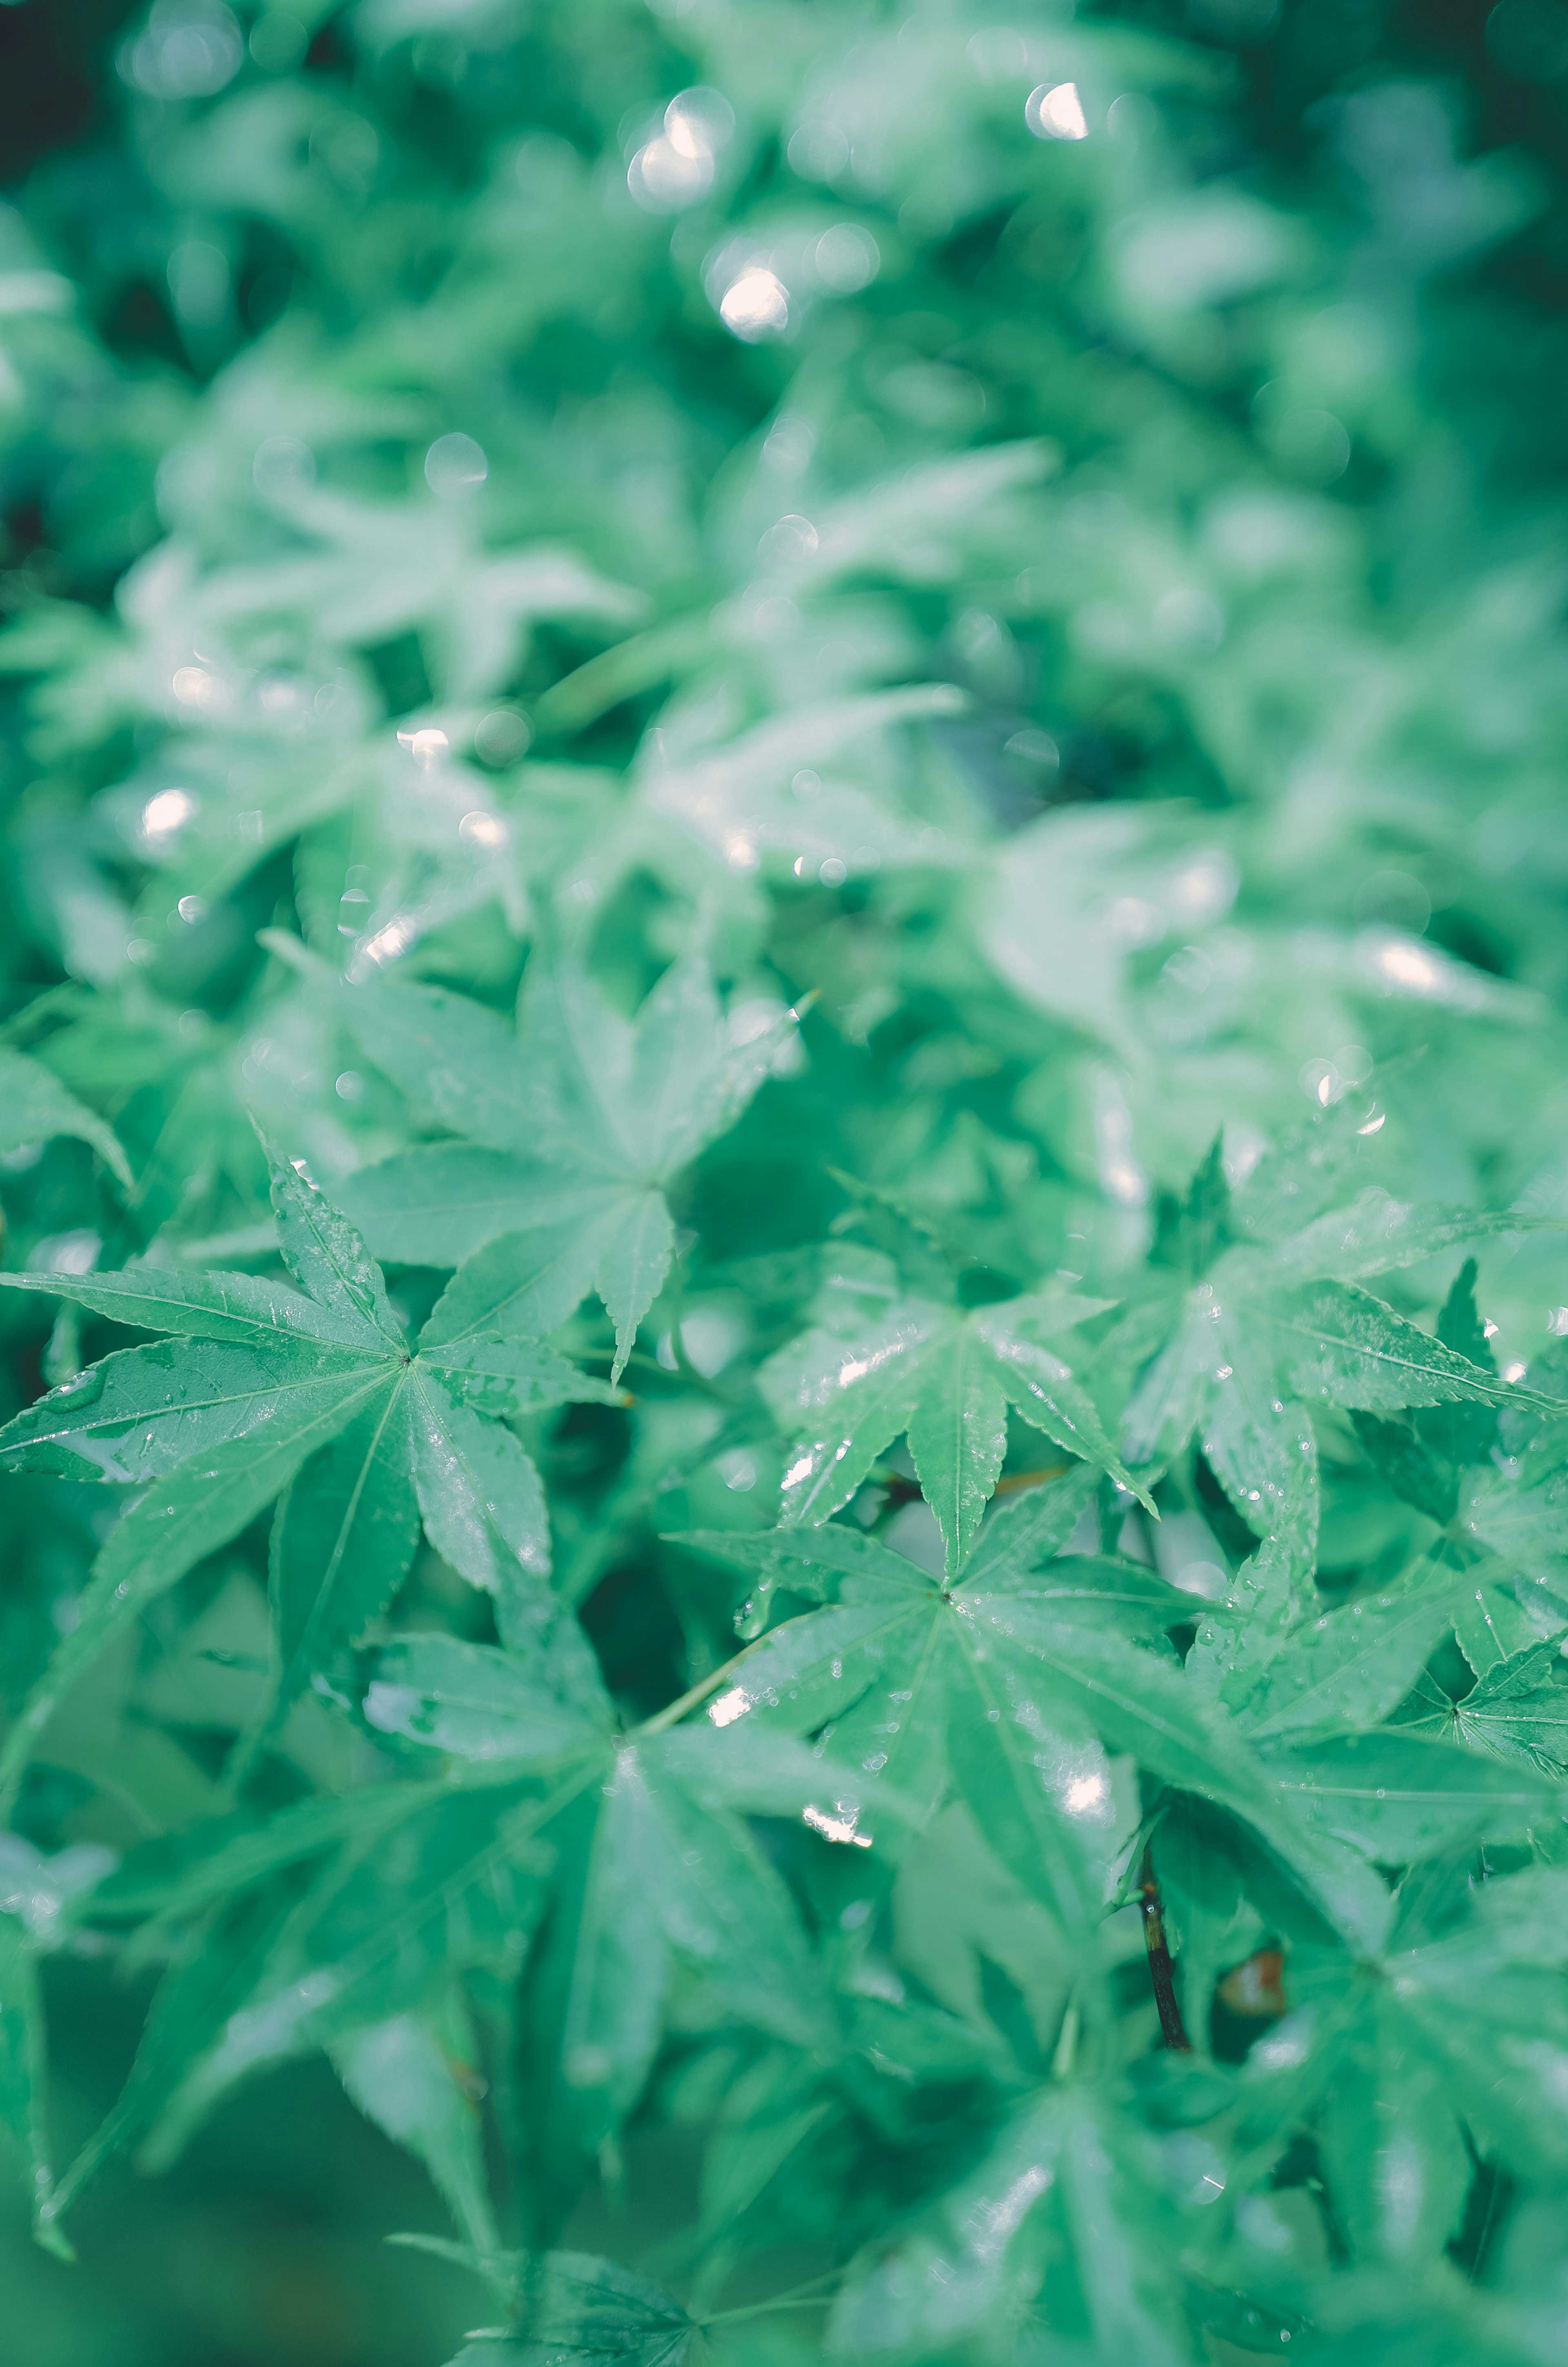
0,1137,616,1804
335,955,788,1379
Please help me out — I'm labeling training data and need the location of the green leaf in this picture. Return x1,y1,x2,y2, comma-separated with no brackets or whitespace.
958,1463,1102,1585
959,1585,1388,1945
336,1146,557,1268
14,3,1568,2338
1448,1633,1568,1772
340,977,549,1157
593,1191,676,1383
74,1785,426,1928
1269,1280,1561,1414
339,958,769,1376
526,1785,668,2179
449,2253,696,2367
262,1133,406,1351
0,1151,611,1808
943,1632,1118,1943
421,1225,625,1350
673,1519,930,1605
266,1376,422,1728
1315,1993,1472,2263
765,1305,929,1526
40,1883,296,2232
0,1372,384,1807
0,1915,53,2238
976,1302,1150,1506
331,1993,500,2253
764,1290,1146,1568
827,2093,1060,2359
1238,1554,1478,1741
1237,1866,1568,2259
419,1332,623,1420
708,1529,1385,1947
1186,1466,1317,1706
137,1789,556,2168
634,1731,832,2043
1259,1728,1559,1861
1200,1318,1319,1544
1120,1296,1214,1476
522,1723,836,2212
0,1336,379,1483
363,1634,607,1762
828,2087,1190,2364
0,1263,381,1352
409,1364,552,1598
1449,1575,1562,1677
1180,1131,1232,1276
1462,1454,1568,1586
1125,1212,1561,1523
905,1324,1008,1579
0,1044,132,1188
1423,1255,1503,1471
1260,1197,1551,1287
1351,1409,1458,1524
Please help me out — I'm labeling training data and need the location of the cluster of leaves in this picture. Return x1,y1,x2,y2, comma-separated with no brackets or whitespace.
6,0,1568,2362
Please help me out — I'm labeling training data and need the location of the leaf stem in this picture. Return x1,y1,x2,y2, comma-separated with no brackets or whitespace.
702,2269,841,2325
634,1639,757,1738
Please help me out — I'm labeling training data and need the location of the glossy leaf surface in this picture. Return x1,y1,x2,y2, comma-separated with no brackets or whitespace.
5,4,1568,2358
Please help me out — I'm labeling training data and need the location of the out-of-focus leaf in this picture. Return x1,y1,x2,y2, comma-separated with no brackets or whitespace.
448,2252,696,2367
0,1045,132,1188
340,958,780,1377
331,1993,500,2252
0,1914,52,2237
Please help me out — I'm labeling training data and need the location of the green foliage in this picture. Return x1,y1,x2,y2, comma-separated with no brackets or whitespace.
6,0,1568,2360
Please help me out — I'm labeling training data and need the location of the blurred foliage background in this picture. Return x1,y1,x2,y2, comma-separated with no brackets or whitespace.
5,0,1568,2361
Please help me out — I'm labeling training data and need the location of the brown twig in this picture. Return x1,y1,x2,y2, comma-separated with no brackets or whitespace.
878,1462,1072,1510
1138,1841,1192,2052
993,1462,1071,1495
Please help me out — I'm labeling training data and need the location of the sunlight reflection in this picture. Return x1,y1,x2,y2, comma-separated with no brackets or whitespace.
1026,82,1088,141
719,265,791,340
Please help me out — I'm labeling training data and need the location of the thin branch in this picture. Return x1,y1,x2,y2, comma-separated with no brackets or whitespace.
633,1640,756,1738
1138,1841,1191,2053
994,1461,1071,1495
703,2269,842,2326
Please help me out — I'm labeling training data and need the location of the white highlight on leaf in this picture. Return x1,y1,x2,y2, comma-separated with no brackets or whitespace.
459,809,507,848
362,1681,421,1735
34,1231,102,1277
803,1802,872,1847
398,726,449,768
141,787,198,845
1026,82,1088,141
171,665,223,708
361,916,417,967
708,1686,753,1727
971,2164,1052,2260
666,86,735,159
719,267,791,341
1249,2012,1313,2072
629,137,713,210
